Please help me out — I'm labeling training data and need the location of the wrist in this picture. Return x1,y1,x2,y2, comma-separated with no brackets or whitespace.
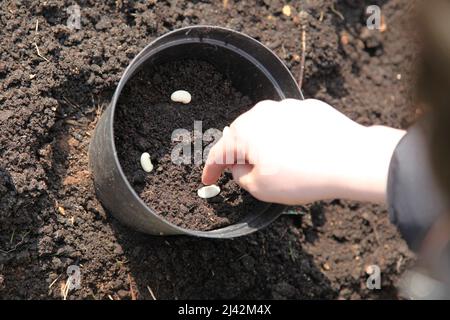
333,125,406,203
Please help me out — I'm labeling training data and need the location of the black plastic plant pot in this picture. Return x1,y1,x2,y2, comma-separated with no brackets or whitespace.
89,25,303,238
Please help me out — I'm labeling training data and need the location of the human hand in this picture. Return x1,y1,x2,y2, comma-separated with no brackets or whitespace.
202,99,406,205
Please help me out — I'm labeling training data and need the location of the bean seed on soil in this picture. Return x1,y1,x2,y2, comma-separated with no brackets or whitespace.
197,185,221,199
170,90,191,104
140,152,154,172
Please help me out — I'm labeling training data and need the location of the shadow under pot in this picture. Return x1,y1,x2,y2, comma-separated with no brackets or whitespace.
89,25,303,238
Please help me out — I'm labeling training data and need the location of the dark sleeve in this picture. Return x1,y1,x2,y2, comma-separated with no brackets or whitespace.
387,120,448,252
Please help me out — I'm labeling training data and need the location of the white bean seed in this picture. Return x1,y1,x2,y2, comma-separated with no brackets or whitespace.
140,152,154,173
197,185,221,199
170,90,191,104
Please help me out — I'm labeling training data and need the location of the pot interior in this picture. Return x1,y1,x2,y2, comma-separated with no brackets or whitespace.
132,41,286,103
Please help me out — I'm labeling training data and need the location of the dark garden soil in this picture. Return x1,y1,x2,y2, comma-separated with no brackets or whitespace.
115,60,269,231
0,0,416,299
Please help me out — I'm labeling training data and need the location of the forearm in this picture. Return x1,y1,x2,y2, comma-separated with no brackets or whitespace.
332,125,406,203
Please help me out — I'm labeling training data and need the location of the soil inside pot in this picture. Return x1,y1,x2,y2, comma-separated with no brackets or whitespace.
114,59,269,231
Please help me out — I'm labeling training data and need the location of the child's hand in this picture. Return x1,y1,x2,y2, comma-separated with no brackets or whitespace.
202,99,406,205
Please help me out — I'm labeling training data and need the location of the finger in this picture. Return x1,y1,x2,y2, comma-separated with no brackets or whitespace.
202,139,228,184
202,129,236,185
231,164,254,190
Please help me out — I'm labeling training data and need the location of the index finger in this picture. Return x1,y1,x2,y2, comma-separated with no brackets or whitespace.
201,127,235,185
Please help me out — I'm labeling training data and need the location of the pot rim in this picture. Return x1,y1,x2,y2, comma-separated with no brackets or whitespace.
106,25,302,237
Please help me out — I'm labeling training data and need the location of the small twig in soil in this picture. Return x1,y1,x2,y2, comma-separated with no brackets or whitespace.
64,119,85,127
62,277,71,300
108,294,114,300
282,209,306,216
0,231,30,254
147,285,157,300
128,274,137,300
237,253,249,261
297,20,307,90
9,230,15,245
371,220,381,246
62,96,81,110
279,228,288,241
396,256,404,273
223,0,229,9
92,102,105,126
34,43,49,62
281,44,287,59
319,10,324,22
35,19,39,33
289,244,297,262
261,238,267,256
330,3,344,21
379,15,387,33
49,274,62,290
